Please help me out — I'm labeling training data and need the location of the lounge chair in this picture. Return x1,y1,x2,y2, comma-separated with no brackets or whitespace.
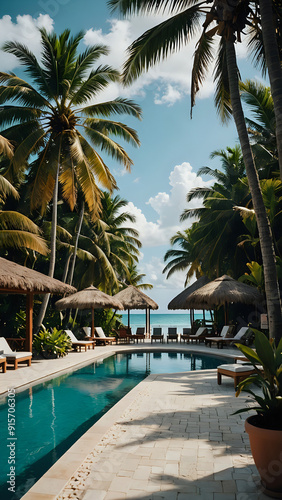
205,325,235,348
0,354,6,373
0,337,32,369
64,330,95,351
116,328,135,344
206,326,250,349
94,327,116,345
180,328,191,343
186,327,208,343
167,327,178,343
134,327,146,343
83,326,115,345
217,363,255,389
151,328,164,343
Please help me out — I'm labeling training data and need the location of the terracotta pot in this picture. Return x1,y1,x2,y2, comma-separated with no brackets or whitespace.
245,416,282,498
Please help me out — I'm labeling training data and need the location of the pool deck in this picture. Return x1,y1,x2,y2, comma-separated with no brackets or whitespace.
1,342,268,499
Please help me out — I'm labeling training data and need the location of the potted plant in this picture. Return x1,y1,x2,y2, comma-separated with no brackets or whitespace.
234,330,282,498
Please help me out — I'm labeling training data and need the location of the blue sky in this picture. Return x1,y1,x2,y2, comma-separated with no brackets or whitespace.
0,0,263,312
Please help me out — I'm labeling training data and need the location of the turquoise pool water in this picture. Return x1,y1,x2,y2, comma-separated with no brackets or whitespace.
0,351,230,499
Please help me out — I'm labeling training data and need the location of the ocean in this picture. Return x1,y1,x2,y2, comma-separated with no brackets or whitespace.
120,312,212,334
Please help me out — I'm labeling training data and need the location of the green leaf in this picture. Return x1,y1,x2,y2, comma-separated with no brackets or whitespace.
255,331,276,373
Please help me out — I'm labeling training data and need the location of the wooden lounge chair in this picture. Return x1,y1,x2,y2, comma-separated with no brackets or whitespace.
151,328,164,343
0,355,6,373
64,330,95,351
0,337,32,369
167,327,178,343
180,328,191,343
217,363,255,389
83,327,115,345
186,327,208,343
95,327,116,345
205,326,250,349
205,325,234,348
133,327,145,343
116,328,135,344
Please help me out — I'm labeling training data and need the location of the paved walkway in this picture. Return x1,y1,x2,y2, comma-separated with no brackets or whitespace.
1,342,268,499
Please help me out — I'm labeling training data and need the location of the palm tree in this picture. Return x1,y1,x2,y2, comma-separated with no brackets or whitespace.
119,262,153,290
0,29,141,328
70,192,142,293
109,0,282,341
163,229,202,285
256,0,282,180
240,80,277,178
0,174,48,257
185,146,245,204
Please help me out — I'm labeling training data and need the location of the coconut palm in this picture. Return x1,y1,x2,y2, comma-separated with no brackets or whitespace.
0,28,141,327
119,262,153,290
109,0,282,341
163,228,203,284
255,0,282,180
0,172,48,256
240,80,277,178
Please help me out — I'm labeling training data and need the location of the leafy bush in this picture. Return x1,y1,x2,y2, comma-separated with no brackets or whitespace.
33,326,72,358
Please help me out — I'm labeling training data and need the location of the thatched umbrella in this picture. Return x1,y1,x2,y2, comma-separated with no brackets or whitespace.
168,276,210,326
185,274,263,324
55,285,124,337
114,285,158,333
0,257,76,351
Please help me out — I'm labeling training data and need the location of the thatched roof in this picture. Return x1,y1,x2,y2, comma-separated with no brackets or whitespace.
168,276,210,310
0,257,76,294
114,285,158,310
55,285,124,310
185,274,263,309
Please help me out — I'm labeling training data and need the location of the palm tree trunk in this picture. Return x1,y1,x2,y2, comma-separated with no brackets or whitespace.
259,0,282,181
62,252,72,283
68,201,84,286
226,39,282,342
34,164,59,331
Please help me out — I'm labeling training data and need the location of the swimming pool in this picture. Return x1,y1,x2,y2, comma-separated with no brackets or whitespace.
0,351,230,499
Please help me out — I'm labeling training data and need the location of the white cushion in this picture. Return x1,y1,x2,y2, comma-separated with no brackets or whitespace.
5,352,32,359
0,337,13,354
83,327,91,337
217,363,255,373
95,327,106,338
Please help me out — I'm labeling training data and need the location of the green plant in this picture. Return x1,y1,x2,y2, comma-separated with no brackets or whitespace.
234,331,282,430
33,327,72,358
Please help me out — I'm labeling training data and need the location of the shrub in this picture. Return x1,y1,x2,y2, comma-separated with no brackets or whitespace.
33,326,72,358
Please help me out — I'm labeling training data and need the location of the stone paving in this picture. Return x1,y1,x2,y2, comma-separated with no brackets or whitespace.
56,369,268,500
1,341,269,499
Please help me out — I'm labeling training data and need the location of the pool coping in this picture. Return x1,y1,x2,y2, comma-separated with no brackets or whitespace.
2,343,240,499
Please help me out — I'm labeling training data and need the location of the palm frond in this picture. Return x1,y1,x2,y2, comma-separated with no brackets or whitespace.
84,119,140,147
82,98,142,119
122,6,202,85
0,230,48,254
191,27,216,115
70,65,120,105
214,36,232,122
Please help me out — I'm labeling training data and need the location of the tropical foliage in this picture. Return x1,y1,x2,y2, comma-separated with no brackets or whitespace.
0,28,149,333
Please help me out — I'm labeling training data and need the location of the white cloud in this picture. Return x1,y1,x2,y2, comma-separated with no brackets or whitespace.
154,84,182,106
0,15,54,71
83,16,215,105
125,161,212,247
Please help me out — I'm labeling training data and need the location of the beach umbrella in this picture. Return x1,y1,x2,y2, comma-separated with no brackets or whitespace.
0,257,76,351
168,276,210,326
114,285,158,333
184,274,263,324
55,285,124,337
